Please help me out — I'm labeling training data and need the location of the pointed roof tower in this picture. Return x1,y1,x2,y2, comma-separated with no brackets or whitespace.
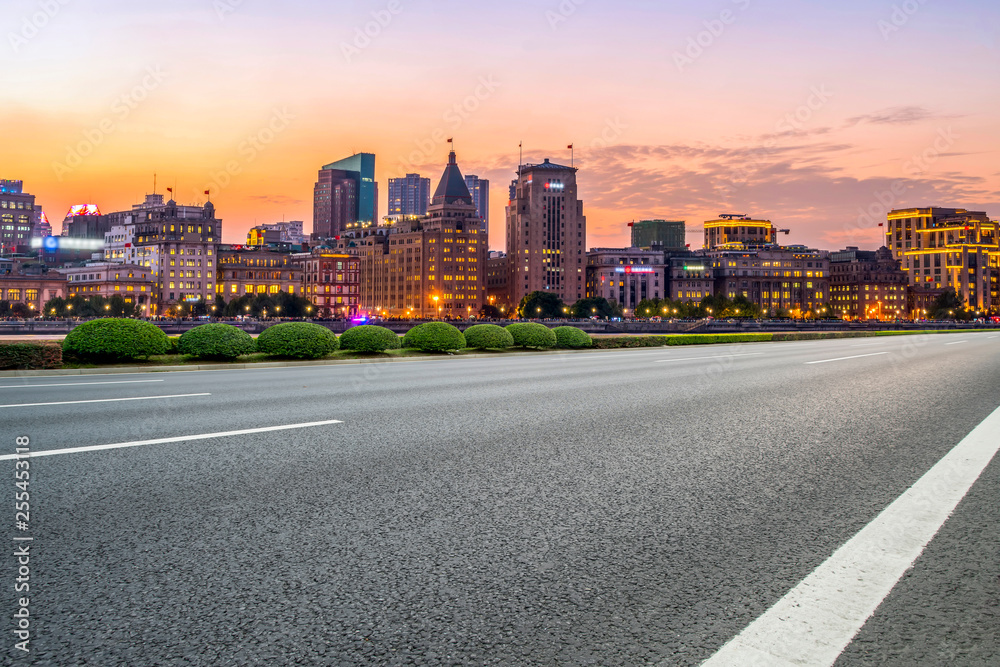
432,151,474,206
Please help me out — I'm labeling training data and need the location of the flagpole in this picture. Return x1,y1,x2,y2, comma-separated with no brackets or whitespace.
518,141,523,175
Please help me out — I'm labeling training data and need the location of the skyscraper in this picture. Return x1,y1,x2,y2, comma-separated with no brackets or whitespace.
505,158,587,306
631,219,686,250
313,153,377,239
464,174,489,234
0,180,36,254
387,173,431,216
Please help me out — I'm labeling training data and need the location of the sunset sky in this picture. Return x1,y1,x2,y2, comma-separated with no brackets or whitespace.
4,0,999,250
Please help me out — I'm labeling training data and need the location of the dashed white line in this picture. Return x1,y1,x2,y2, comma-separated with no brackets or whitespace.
805,352,888,365
655,353,765,363
0,380,165,389
0,420,344,460
700,404,1000,667
945,340,968,346
0,393,209,408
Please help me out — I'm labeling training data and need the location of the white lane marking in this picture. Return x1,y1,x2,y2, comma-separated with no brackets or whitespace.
701,404,1000,667
805,352,888,365
0,380,165,389
0,420,344,461
849,342,890,347
0,393,209,408
655,353,765,363
945,340,968,345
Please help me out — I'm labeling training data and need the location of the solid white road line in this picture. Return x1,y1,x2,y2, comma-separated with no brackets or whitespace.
0,420,344,461
945,340,968,345
655,353,765,364
0,393,209,408
805,352,888,365
0,380,165,389
700,404,1000,667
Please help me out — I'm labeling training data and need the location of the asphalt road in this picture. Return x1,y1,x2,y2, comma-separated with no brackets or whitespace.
2,332,999,665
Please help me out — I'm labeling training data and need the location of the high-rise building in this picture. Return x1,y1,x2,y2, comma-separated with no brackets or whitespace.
0,180,36,254
387,174,431,217
885,207,1000,312
704,215,780,249
631,219,686,250
464,174,489,234
313,153,377,239
505,159,587,306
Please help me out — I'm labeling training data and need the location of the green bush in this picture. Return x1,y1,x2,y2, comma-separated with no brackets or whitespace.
463,323,515,350
178,323,256,360
591,334,774,349
553,326,592,349
506,322,557,349
339,325,401,353
258,322,339,359
402,322,466,352
167,336,181,353
0,343,62,370
63,318,170,361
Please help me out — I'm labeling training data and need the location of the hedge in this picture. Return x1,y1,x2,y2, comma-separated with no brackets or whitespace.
340,325,401,353
178,323,256,360
402,322,466,352
63,318,170,360
553,326,592,349
258,322,339,359
591,334,774,349
463,324,515,350
506,322,558,349
0,343,63,370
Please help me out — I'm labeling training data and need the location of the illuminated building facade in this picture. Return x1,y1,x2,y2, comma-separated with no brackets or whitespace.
704,215,778,249
313,153,377,239
464,174,489,234
388,174,431,217
632,219,686,251
829,246,909,320
486,251,511,313
291,248,361,318
59,263,156,310
585,248,666,312
669,256,715,302
0,180,36,255
885,207,1000,313
247,221,305,246
707,245,830,315
217,246,302,302
506,159,587,306
0,267,66,314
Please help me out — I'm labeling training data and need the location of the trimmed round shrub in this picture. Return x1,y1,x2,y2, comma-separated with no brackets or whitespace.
553,326,592,349
505,322,557,349
402,322,467,352
178,323,256,360
63,318,170,361
463,323,515,350
258,322,339,359
339,325,401,353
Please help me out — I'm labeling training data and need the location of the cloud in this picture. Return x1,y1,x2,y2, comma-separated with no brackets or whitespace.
246,194,304,206
846,106,938,126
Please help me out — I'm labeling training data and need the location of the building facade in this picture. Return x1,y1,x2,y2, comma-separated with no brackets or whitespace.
704,215,779,249
464,174,490,234
216,246,302,301
291,248,361,318
59,263,156,310
885,207,1000,312
506,159,587,307
585,248,667,313
1,180,36,255
485,251,510,313
669,255,715,302
247,221,305,246
631,219,686,251
313,153,377,239
707,245,829,315
0,264,66,314
387,174,431,217
829,246,909,320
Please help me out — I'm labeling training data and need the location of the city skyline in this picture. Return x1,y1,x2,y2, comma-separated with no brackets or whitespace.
5,0,999,251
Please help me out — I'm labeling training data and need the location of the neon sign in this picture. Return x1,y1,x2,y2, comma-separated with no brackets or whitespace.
614,266,655,274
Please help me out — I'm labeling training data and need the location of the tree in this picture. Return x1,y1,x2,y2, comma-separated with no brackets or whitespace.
930,288,965,320
478,304,502,319
518,291,564,319
43,296,66,318
571,297,619,319
10,302,32,318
